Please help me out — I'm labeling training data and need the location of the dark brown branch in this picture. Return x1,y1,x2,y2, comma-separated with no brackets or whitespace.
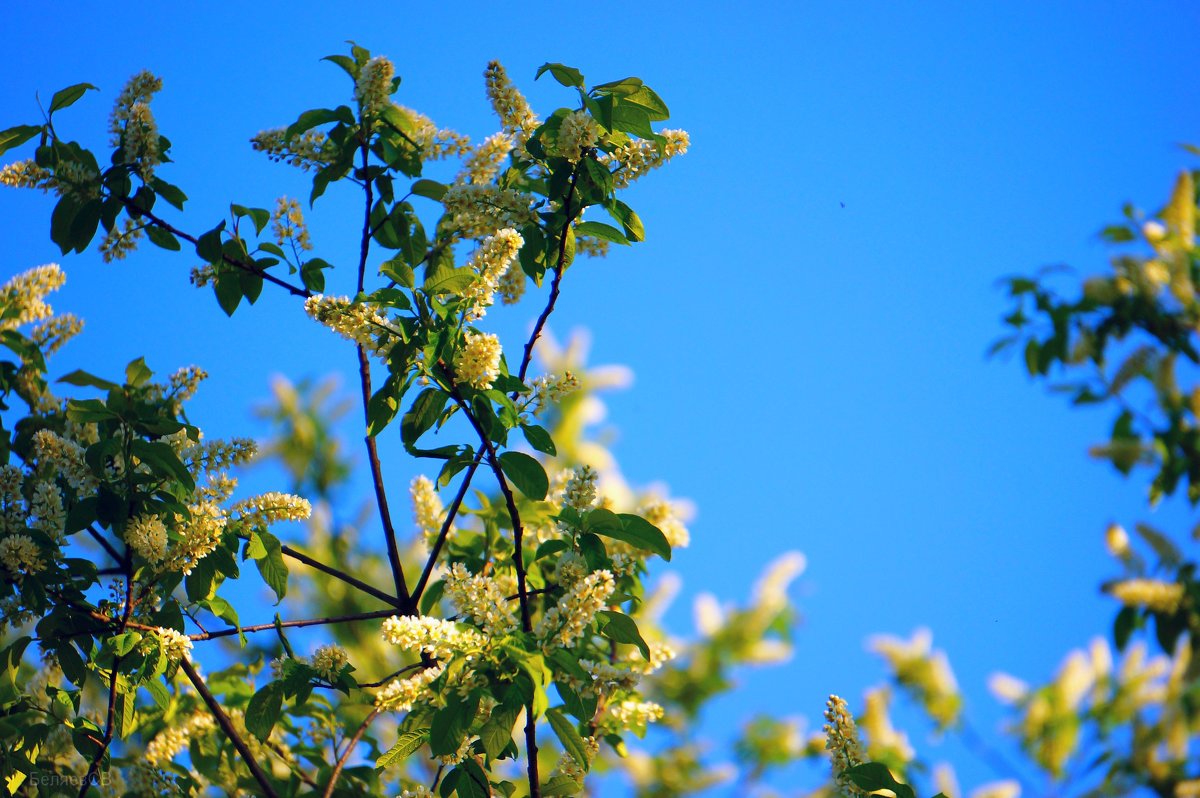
117,196,310,297
242,534,401,608
77,657,121,796
516,167,580,383
411,452,485,604
322,707,381,798
354,137,409,605
86,524,123,566
180,657,280,798
186,608,396,641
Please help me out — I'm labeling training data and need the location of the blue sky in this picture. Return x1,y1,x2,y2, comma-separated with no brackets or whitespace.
3,2,1200,794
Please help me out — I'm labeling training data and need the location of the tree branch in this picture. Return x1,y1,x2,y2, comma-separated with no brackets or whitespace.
354,136,409,605
118,196,310,297
238,533,402,609
185,608,396,641
180,656,281,798
322,707,381,798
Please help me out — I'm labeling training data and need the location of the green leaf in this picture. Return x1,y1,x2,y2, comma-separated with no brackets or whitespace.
149,176,188,210
214,271,242,316
546,707,590,773
245,681,283,742
411,179,447,200
423,266,475,296
230,204,270,235
535,63,585,88
583,509,671,561
254,530,289,603
597,610,650,659
844,763,917,798
124,356,152,387
541,775,584,796
611,102,655,139
453,761,491,798
520,423,557,456
376,728,428,769
605,199,645,242
284,107,350,141
0,125,41,157
480,694,522,760
401,388,448,447
429,691,480,756
498,451,548,500
57,370,118,390
196,221,225,263
573,221,629,245
130,440,195,491
48,83,98,114
367,379,400,437
50,195,81,254
624,85,670,121
142,678,170,710
69,199,102,254
591,77,644,97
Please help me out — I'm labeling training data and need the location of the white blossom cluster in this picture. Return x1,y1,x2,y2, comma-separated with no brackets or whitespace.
108,71,163,179
304,295,397,358
462,228,523,322
250,128,337,171
529,371,580,416
458,132,513,185
555,111,601,163
485,61,540,150
453,332,502,391
354,56,395,118
444,563,516,636
535,569,615,653
441,183,538,240
601,129,690,189
375,663,445,711
381,615,486,660
1108,578,1185,614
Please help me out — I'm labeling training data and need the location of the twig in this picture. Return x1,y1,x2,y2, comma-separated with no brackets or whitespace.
245,534,401,608
118,196,310,297
180,657,280,798
354,137,409,605
86,524,123,566
185,608,396,641
77,658,121,796
322,707,381,798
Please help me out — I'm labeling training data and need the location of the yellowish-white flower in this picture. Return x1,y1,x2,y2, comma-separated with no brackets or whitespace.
462,228,523,321
125,513,168,564
375,663,445,711
310,644,349,681
485,61,540,150
0,534,42,581
1108,578,1185,614
304,295,396,358
453,332,502,390
381,615,486,660
354,56,395,118
153,627,193,663
444,562,516,636
536,569,615,652
458,132,513,185
230,492,312,525
602,129,690,189
823,694,865,795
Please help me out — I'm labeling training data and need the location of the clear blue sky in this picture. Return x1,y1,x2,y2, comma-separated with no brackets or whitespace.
3,2,1199,794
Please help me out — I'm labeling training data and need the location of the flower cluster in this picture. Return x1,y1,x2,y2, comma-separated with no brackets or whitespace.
600,698,664,734
271,196,312,251
99,217,144,263
444,563,516,636
562,465,598,512
823,694,866,795
453,331,502,390
536,569,615,652
125,513,168,564
109,71,164,179
0,534,42,581
0,264,66,333
458,132,513,185
354,55,395,118
152,626,193,663
462,228,523,321
393,104,472,161
376,663,445,711
304,295,396,358
310,644,350,681
868,628,961,728
1107,578,1185,614
441,183,538,240
230,491,312,526
555,111,601,162
485,61,540,150
602,129,690,189
381,615,486,660
529,371,580,415
410,475,449,549
250,128,337,171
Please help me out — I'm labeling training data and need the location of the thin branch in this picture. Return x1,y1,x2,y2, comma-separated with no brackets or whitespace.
186,608,396,641
517,167,580,383
180,657,280,798
322,707,381,798
86,524,123,566
118,196,310,297
244,534,401,608
354,135,409,605
77,658,121,796
411,452,485,604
